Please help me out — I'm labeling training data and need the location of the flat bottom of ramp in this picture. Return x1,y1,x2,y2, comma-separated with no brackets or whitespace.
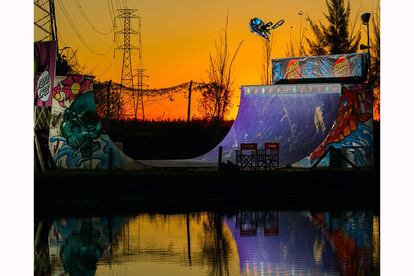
138,159,217,168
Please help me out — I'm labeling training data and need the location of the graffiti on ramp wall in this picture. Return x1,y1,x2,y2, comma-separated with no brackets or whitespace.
305,84,374,167
195,84,342,167
48,75,136,169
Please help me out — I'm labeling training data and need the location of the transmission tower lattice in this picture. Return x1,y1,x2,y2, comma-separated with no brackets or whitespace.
34,0,58,46
135,16,147,120
116,9,144,120
34,0,59,132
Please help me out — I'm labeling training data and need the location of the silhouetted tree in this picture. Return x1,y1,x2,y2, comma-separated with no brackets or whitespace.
306,0,361,55
261,34,275,85
55,54,71,76
200,212,231,276
93,81,125,121
371,6,380,121
199,14,243,142
59,47,95,75
200,15,243,123
285,26,297,57
371,9,380,85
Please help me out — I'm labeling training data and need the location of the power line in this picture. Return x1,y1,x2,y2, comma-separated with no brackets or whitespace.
95,55,116,77
73,0,112,35
58,32,66,47
108,0,121,49
114,0,122,13
110,81,209,96
57,0,114,56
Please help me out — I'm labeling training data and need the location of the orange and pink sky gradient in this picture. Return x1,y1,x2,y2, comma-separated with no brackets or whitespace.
35,0,379,120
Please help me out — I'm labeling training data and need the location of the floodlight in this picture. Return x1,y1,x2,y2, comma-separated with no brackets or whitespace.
361,13,371,25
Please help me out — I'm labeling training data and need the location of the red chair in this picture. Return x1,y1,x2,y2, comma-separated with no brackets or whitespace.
236,143,258,170
264,143,279,169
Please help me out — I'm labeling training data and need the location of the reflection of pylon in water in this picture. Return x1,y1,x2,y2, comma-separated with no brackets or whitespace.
116,8,144,120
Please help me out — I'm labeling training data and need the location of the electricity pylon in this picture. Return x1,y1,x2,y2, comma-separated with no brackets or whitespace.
116,9,144,120
34,0,58,46
135,15,146,120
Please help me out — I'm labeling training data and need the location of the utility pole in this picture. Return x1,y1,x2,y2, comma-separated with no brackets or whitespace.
116,9,141,120
106,80,112,134
187,80,193,123
298,11,304,56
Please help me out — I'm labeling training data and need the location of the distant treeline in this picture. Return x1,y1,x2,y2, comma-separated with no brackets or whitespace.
104,119,233,160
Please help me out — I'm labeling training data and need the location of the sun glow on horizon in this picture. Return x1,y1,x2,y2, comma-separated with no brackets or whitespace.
35,0,379,120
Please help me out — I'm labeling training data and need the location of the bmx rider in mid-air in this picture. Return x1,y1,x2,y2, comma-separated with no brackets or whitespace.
249,17,285,41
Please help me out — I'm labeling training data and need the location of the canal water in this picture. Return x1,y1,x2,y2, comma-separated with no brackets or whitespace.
35,210,379,276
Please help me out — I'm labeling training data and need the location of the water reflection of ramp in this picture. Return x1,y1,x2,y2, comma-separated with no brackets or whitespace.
225,211,339,275
195,84,341,167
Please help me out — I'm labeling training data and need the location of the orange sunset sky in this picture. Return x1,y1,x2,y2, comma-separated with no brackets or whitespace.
34,0,379,120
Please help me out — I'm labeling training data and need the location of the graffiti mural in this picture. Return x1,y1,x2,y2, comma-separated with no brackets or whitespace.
53,75,93,108
60,92,103,157
34,41,57,107
271,53,368,84
48,75,137,169
308,84,374,167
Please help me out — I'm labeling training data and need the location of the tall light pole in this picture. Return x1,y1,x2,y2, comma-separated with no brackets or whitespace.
361,13,371,48
361,13,371,74
298,11,304,55
361,12,378,169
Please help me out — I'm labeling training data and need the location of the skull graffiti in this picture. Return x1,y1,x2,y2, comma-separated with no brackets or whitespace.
60,92,103,157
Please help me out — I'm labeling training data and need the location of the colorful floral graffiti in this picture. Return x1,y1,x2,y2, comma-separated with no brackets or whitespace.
52,75,93,108
48,75,136,169
309,84,373,167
